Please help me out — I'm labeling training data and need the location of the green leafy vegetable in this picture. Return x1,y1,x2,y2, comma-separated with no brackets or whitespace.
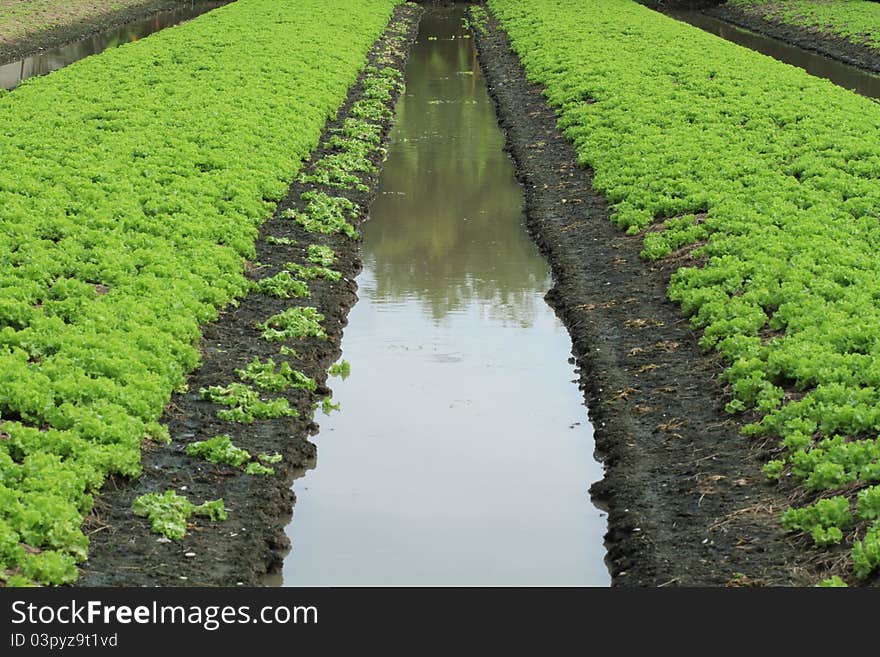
251,272,311,299
307,245,337,267
258,308,327,342
285,263,342,283
244,463,274,476
132,491,227,540
258,452,283,464
264,236,297,246
852,523,880,579
235,356,316,392
185,435,251,468
199,383,298,423
781,497,852,547
328,360,351,379
283,192,360,238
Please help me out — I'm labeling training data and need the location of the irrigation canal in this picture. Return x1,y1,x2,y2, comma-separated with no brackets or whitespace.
278,5,610,586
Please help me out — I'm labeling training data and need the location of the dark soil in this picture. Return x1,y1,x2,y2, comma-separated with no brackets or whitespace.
0,0,219,65
474,5,828,586
79,4,422,587
707,2,880,74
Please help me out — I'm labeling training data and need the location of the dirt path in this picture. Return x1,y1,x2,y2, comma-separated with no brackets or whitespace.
706,3,880,74
474,6,818,586
79,4,422,587
0,0,206,64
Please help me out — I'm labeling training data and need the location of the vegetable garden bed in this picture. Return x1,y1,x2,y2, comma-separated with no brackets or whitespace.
0,0,414,586
484,0,880,585
5,0,880,588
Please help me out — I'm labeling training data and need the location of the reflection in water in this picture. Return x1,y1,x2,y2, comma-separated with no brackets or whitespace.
0,2,229,90
280,7,609,586
667,10,880,100
367,19,546,324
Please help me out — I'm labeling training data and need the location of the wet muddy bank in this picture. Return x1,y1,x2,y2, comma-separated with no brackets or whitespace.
0,0,224,66
79,4,422,587
474,5,815,586
703,3,880,74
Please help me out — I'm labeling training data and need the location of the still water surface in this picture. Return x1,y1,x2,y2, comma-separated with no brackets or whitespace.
280,7,609,586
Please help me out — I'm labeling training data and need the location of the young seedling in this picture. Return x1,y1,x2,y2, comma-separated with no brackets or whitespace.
258,307,327,342
236,356,316,392
251,271,310,299
132,491,227,540
328,360,351,379
186,435,251,467
200,383,298,423
307,244,337,267
285,262,341,283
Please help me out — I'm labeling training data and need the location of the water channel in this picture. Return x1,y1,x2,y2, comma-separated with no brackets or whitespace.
279,6,610,586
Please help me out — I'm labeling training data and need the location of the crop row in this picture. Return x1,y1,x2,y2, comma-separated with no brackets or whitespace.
146,46,410,551
488,0,880,583
728,0,880,51
0,0,402,586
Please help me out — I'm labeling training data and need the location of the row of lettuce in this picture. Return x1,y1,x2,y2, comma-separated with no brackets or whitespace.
727,0,880,52
0,0,403,586
487,0,880,584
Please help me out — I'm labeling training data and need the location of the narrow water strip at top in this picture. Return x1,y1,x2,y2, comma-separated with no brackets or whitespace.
666,9,880,100
0,1,231,90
